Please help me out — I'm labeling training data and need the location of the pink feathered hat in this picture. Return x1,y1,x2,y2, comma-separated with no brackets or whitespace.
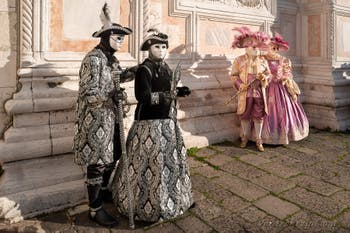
270,33,289,51
231,26,269,49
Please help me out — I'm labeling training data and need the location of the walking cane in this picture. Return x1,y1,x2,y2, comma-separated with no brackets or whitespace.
225,61,268,105
169,61,181,120
111,67,135,229
225,78,257,105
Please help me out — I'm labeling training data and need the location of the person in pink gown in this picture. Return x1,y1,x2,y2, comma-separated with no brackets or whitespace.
230,27,271,152
262,33,309,145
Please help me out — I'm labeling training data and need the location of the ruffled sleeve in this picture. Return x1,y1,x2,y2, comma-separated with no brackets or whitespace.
282,58,301,97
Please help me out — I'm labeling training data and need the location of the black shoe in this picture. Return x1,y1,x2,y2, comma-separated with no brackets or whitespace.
0,161,4,177
89,206,118,227
189,202,196,209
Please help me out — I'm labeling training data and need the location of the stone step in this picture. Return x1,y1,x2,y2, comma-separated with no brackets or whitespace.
2,179,86,219
4,123,74,143
179,112,239,136
0,153,84,196
183,128,238,148
178,104,235,120
177,88,234,108
0,139,52,163
4,125,50,143
180,112,240,148
0,136,73,163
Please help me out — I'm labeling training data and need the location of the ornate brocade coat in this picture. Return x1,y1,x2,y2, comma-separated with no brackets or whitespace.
231,54,270,115
73,48,119,166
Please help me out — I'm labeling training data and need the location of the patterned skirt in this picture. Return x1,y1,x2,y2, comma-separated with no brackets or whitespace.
111,118,193,222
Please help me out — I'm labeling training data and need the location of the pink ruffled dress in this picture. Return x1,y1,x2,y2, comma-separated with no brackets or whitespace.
261,57,309,145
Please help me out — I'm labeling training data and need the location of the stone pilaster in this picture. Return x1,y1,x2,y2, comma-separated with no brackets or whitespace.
0,0,17,138
299,0,350,131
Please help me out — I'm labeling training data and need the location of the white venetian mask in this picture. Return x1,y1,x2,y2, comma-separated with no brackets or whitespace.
245,46,260,57
109,34,125,51
149,43,168,60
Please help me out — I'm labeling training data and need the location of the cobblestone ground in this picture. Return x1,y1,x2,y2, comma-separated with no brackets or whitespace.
1,129,350,233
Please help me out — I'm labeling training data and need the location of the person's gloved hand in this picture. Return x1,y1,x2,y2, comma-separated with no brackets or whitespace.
256,73,266,81
128,65,139,73
112,88,127,103
239,83,248,91
176,86,191,97
162,91,176,105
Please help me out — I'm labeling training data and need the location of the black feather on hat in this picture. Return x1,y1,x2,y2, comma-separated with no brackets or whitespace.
141,29,168,51
92,3,132,37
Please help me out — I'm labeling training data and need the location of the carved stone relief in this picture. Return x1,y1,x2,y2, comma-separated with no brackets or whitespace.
342,21,350,52
185,0,269,9
62,0,120,40
149,2,162,30
236,0,268,8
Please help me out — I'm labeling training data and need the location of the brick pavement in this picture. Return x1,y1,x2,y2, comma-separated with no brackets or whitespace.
1,129,350,232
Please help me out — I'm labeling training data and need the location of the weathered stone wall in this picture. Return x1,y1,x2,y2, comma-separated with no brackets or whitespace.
0,0,277,162
298,0,350,131
0,0,17,138
148,0,276,147
2,0,349,163
274,0,303,95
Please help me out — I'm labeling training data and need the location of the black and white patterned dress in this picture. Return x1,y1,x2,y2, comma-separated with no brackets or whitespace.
111,58,193,222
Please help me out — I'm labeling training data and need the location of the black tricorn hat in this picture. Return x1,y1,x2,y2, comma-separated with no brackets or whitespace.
92,3,132,38
141,29,168,51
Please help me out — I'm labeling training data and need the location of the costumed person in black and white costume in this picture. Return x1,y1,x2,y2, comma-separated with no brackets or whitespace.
111,29,194,222
73,3,135,227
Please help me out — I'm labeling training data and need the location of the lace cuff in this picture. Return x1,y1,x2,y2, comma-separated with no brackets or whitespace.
86,177,103,185
150,92,160,105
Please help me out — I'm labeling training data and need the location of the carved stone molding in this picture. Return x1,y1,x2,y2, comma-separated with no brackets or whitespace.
17,0,138,68
20,0,34,64
186,0,269,9
169,0,275,59
328,0,335,62
143,0,151,37
141,0,151,59
236,0,269,9
174,0,274,18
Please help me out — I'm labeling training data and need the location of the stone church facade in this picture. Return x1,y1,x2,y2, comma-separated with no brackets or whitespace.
0,0,349,219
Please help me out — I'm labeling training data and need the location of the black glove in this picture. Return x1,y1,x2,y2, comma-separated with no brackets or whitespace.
176,86,191,97
112,88,127,103
161,91,176,105
0,160,4,177
128,65,139,73
120,65,138,82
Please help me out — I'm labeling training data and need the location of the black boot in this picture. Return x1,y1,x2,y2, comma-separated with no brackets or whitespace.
189,202,196,209
0,160,4,177
89,206,119,227
100,186,113,203
87,184,118,227
101,167,114,203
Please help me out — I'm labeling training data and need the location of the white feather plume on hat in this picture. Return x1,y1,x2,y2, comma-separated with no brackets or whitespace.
100,3,112,30
92,2,132,38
